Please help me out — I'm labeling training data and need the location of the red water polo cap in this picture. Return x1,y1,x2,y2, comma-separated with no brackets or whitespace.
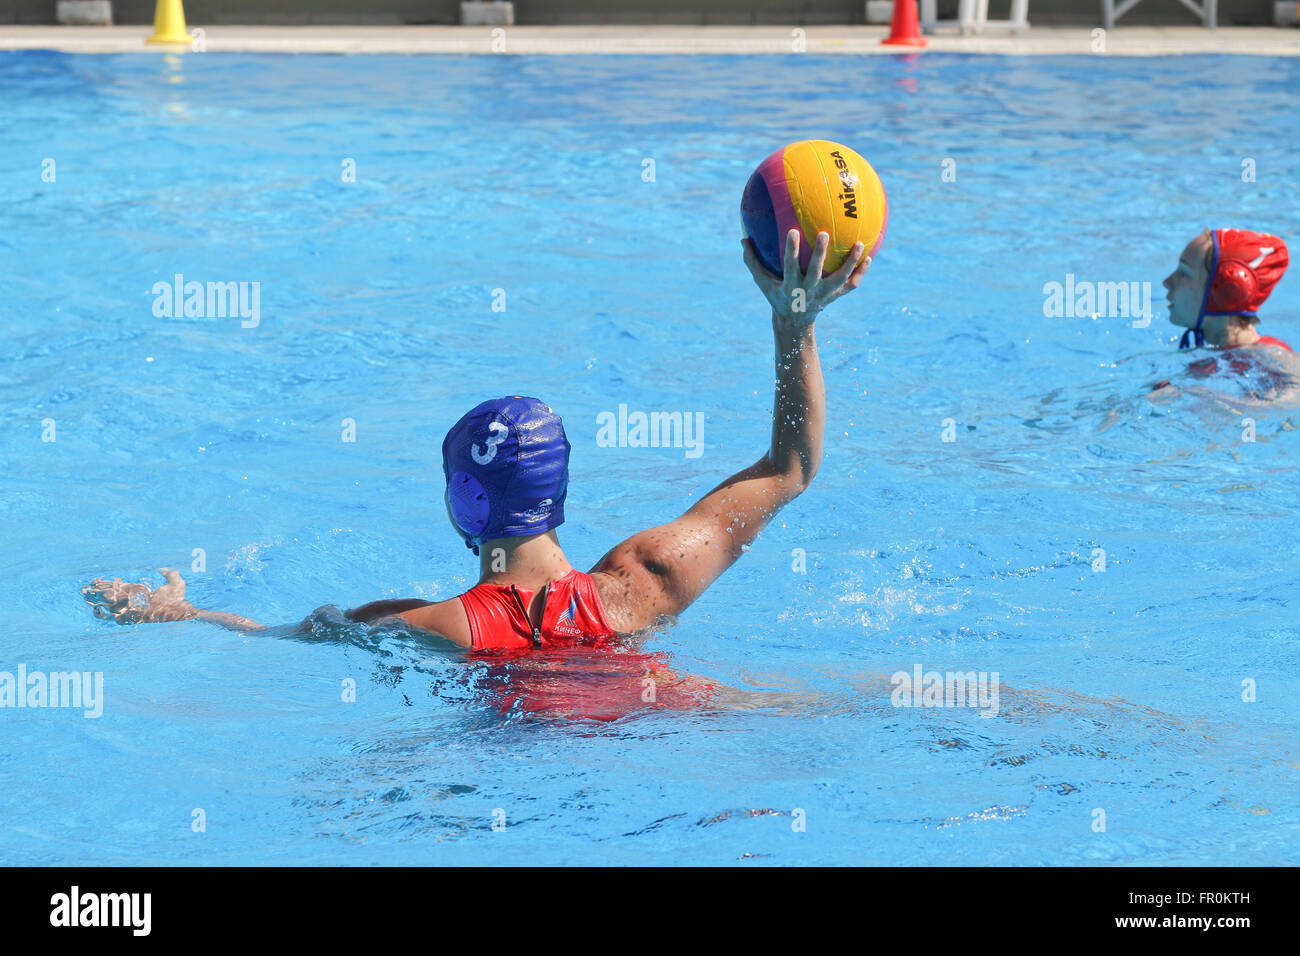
1206,229,1288,315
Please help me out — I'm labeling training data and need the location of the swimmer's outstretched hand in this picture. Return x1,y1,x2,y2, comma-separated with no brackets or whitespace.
82,568,197,625
742,228,870,328
83,569,264,632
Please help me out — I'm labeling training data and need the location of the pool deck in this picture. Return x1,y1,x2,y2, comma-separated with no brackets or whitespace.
0,24,1298,56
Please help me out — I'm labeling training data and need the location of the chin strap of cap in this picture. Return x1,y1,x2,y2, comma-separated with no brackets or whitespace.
1178,317,1206,351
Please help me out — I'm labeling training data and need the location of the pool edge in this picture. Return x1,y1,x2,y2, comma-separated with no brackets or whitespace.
0,25,1298,56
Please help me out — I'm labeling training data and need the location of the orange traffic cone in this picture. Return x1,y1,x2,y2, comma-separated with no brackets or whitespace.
881,0,928,46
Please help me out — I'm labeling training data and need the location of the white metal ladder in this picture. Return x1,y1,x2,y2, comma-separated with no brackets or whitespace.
920,0,1031,34
1101,0,1216,29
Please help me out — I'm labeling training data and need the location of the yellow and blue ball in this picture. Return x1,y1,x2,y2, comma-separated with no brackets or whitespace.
741,139,888,276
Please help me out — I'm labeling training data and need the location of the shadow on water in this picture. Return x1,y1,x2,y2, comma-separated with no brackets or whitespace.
284,607,1269,767
277,606,719,725
277,612,1294,851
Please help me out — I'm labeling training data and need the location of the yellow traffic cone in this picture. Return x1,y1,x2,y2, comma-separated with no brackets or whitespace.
145,0,193,45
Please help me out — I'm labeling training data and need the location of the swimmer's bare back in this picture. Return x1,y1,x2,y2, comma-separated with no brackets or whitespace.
83,230,871,644
1149,335,1300,402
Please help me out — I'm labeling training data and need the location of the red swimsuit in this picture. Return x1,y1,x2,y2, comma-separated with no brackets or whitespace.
1255,335,1293,351
460,570,719,720
458,569,617,651
1188,334,1293,378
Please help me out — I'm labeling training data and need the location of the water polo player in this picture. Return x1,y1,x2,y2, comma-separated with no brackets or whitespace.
1163,228,1290,352
84,229,871,649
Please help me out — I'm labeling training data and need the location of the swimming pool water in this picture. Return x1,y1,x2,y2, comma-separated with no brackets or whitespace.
2,50,1298,865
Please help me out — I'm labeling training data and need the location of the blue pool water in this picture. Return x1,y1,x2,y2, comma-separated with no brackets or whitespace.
2,51,1298,866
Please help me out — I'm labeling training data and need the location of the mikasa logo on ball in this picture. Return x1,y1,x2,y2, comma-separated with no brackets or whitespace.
829,150,860,220
740,140,886,278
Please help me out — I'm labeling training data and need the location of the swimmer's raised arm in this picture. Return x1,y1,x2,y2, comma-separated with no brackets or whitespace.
82,569,265,632
590,229,869,634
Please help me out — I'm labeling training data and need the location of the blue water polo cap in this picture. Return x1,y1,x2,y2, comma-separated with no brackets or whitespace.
442,396,570,553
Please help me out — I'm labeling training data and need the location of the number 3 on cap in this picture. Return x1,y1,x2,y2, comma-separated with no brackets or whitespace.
472,421,508,465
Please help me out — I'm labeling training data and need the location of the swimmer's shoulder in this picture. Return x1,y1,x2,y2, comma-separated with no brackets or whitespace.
394,598,472,647
588,566,635,634
1253,334,1293,352
348,596,472,648
588,543,677,636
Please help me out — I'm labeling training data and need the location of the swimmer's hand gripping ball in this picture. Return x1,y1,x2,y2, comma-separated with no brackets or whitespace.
741,139,888,277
